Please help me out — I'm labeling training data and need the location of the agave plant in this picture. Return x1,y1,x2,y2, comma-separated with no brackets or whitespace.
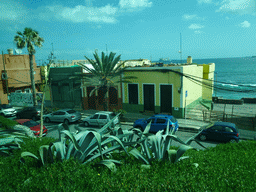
21,113,132,171
128,121,207,167
0,124,35,156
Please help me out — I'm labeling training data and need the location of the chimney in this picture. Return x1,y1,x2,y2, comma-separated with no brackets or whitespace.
187,56,192,64
7,49,13,55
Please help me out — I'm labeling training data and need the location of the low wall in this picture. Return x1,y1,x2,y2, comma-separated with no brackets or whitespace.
242,98,256,104
212,97,244,105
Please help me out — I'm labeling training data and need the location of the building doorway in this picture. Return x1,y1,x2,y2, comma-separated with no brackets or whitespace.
160,84,173,114
143,84,155,111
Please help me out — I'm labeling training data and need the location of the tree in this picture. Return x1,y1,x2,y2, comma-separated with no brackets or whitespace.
77,51,135,111
14,28,44,106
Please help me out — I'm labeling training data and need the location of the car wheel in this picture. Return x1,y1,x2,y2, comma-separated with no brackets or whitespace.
32,116,37,121
199,134,207,141
45,117,50,123
230,139,237,143
64,119,69,125
84,121,89,127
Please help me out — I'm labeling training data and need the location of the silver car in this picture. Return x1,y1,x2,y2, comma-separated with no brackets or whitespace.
0,104,17,117
43,109,81,124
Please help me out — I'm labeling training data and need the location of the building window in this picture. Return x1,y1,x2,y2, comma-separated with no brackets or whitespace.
109,87,118,105
128,84,138,104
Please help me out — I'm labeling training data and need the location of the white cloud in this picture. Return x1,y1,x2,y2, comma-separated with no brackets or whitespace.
197,0,212,3
216,0,256,15
119,0,152,9
44,4,118,23
183,14,197,20
188,24,204,29
194,30,204,34
182,14,204,20
239,20,251,27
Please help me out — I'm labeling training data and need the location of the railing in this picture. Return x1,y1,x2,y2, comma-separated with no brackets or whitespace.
186,107,256,131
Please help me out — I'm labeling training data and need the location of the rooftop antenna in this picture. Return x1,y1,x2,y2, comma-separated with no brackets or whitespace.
179,33,182,63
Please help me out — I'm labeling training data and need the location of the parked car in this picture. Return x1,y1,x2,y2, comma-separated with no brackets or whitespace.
15,119,48,136
16,106,41,121
43,109,81,124
198,122,240,143
83,111,119,127
133,114,179,133
0,104,17,117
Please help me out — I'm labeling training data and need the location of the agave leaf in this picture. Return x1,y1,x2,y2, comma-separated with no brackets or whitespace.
162,135,174,160
104,135,129,155
21,152,39,160
84,144,125,163
39,145,49,165
50,141,66,161
178,156,190,162
148,135,161,159
167,134,186,145
98,113,120,135
129,148,150,165
165,120,170,135
61,130,80,151
143,120,152,134
176,144,194,163
61,123,70,131
0,137,15,145
141,164,151,169
140,138,151,160
97,159,122,172
167,149,177,163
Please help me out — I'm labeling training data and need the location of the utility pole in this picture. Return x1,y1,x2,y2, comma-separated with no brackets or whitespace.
2,51,9,101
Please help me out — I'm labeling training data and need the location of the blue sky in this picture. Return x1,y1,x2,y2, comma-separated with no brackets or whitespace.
1,0,256,63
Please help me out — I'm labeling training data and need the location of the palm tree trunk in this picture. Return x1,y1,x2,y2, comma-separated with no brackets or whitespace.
29,54,38,106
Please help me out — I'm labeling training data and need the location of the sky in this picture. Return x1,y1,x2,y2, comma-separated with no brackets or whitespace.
0,0,256,63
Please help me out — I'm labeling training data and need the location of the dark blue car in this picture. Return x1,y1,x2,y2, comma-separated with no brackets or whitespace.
198,122,240,143
133,114,179,133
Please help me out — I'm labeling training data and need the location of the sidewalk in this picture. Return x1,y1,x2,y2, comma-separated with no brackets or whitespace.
80,109,256,141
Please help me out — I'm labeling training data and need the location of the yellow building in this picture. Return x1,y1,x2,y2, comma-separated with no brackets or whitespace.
122,62,215,118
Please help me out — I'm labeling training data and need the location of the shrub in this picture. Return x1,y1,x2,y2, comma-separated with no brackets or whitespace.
0,116,18,130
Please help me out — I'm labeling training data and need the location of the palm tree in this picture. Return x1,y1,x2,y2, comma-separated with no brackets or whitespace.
14,28,44,106
77,51,135,111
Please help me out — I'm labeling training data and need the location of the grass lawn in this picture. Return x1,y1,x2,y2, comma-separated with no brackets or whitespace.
0,137,255,191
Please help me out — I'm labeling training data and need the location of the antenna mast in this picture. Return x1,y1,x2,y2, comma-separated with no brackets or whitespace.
179,33,182,63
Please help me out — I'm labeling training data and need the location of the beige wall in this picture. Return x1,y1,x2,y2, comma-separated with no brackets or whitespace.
182,64,204,107
0,54,41,104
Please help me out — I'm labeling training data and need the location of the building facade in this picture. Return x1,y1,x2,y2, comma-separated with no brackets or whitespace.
0,52,41,104
122,62,215,118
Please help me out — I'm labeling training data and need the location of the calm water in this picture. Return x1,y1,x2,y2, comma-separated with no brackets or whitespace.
157,57,256,99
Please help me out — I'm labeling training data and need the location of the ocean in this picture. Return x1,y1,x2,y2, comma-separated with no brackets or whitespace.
156,57,256,100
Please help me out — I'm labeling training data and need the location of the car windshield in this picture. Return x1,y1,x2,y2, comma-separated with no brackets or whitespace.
1,105,12,109
67,110,76,114
23,120,39,127
170,116,177,123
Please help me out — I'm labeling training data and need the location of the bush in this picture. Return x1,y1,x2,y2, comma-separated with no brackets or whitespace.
0,116,18,129
0,140,256,191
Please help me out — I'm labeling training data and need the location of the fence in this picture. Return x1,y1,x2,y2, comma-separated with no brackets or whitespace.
186,105,256,131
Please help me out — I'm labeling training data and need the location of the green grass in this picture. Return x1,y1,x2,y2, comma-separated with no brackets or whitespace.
0,137,256,191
